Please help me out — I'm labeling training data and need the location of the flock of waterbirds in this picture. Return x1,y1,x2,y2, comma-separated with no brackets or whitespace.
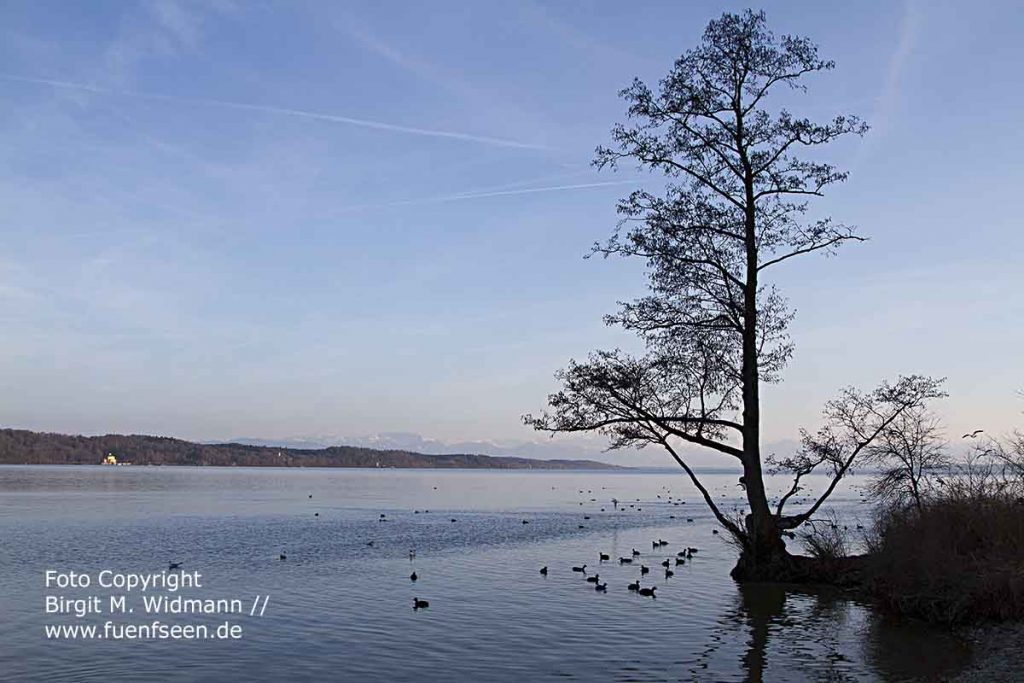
160,477,869,615
240,483,727,611
548,540,700,598
404,483,717,609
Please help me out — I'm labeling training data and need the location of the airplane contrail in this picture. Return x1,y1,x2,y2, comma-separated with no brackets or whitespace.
441,180,637,201
0,74,549,150
331,179,640,214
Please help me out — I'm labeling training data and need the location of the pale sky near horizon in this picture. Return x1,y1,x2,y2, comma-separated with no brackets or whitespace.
1,1,1021,466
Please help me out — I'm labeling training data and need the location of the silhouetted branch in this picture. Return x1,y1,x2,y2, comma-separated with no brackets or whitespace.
661,438,746,538
777,376,947,529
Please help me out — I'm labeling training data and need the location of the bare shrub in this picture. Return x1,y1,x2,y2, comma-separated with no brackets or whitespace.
938,448,1024,500
800,510,850,561
991,430,1024,482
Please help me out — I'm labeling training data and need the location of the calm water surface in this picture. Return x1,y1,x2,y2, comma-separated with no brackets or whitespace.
0,466,971,682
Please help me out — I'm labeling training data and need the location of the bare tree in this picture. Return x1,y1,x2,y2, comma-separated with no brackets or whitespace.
863,406,949,511
769,377,945,526
525,9,941,579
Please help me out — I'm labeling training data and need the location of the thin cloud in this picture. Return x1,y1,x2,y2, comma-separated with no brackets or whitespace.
333,12,546,140
0,74,549,150
852,0,919,168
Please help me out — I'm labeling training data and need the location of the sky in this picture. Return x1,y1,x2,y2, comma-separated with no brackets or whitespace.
0,0,1022,466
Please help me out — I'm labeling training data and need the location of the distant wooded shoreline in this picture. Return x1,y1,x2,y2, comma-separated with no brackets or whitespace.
0,428,620,470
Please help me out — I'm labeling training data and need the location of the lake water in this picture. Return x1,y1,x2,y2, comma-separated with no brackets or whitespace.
0,466,972,681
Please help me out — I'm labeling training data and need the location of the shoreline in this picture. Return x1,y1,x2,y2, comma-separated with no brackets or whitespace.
0,461,629,471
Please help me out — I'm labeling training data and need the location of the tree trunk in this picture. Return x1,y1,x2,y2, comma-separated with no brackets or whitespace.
732,116,792,582
730,514,792,582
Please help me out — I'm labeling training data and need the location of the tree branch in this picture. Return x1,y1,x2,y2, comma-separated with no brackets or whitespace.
660,437,746,538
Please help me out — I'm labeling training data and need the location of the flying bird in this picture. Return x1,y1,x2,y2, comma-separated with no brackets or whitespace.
962,430,984,439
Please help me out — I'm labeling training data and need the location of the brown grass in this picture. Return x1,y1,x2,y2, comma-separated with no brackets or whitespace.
866,492,1024,624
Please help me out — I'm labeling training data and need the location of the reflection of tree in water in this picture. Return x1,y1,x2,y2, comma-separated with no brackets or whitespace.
692,585,971,682
693,584,864,682
737,583,786,681
735,584,860,682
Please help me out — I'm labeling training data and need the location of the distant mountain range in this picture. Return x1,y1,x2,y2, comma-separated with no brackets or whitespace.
0,428,620,470
224,432,801,469
225,431,616,461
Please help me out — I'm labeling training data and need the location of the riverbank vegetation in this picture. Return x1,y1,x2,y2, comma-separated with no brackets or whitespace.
869,487,1024,624
867,433,1024,624
796,428,1024,624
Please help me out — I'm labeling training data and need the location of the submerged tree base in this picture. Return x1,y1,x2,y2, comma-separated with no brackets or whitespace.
731,551,870,587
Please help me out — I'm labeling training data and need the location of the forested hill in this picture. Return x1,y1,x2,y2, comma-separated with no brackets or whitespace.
0,428,619,469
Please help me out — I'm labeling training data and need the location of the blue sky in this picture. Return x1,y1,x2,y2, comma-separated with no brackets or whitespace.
1,1,1021,465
